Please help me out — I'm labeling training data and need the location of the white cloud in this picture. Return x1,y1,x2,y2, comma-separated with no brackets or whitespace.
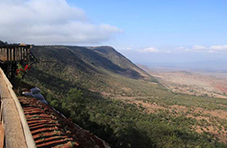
122,47,132,50
192,45,207,50
175,46,186,50
174,45,207,53
0,0,122,44
210,45,227,51
175,46,190,52
141,47,159,53
208,50,215,53
139,45,227,54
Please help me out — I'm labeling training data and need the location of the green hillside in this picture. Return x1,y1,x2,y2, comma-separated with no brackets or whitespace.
0,40,5,45
22,45,227,148
29,45,157,94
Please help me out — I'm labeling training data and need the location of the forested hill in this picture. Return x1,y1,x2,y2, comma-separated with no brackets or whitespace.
89,46,151,79
30,45,156,94
33,45,151,79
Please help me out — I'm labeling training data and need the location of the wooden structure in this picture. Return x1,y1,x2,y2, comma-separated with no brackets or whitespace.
0,44,37,78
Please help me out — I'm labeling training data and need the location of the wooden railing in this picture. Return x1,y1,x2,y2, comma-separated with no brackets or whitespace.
0,44,31,63
0,44,37,78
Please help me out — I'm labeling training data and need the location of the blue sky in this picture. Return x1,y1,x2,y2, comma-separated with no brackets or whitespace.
0,0,227,68
72,0,227,47
70,0,227,68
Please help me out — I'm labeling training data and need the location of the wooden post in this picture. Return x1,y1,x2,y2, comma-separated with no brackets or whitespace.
10,48,12,77
6,48,9,76
13,48,15,62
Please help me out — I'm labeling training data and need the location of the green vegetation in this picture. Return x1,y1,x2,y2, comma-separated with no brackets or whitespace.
22,45,227,148
0,40,6,45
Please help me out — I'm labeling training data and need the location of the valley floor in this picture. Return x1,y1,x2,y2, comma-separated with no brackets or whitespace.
104,67,227,144
114,95,227,143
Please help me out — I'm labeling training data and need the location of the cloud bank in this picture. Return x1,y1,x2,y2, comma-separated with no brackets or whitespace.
141,47,159,53
174,45,227,53
210,45,227,51
0,0,122,44
132,44,227,54
192,45,207,50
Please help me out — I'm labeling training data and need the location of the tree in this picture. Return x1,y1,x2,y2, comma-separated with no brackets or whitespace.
62,88,90,126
